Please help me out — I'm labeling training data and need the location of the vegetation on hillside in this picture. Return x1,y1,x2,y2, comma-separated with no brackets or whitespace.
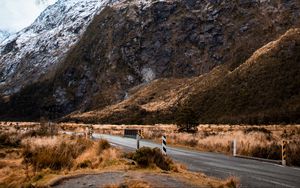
69,28,300,125
184,28,300,124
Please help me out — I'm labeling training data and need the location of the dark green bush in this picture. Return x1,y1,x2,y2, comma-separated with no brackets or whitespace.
175,106,199,133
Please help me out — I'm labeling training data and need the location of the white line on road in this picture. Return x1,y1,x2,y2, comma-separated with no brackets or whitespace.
252,176,295,188
291,167,300,171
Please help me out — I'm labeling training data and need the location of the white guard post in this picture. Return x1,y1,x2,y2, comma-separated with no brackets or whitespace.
233,139,237,157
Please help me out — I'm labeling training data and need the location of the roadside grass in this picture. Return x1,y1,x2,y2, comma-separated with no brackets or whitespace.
22,137,93,170
0,132,123,187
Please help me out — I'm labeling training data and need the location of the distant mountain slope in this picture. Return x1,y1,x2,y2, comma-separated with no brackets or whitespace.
0,0,300,122
68,28,300,124
191,28,300,124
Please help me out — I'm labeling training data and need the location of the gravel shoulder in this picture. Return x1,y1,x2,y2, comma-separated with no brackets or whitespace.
52,171,204,188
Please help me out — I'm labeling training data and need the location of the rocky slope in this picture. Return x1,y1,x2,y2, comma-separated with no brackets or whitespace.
0,0,112,96
69,28,300,124
0,0,300,122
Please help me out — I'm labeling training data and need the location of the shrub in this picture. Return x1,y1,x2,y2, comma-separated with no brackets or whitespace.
250,142,281,160
0,132,21,148
97,139,111,154
175,106,199,133
126,147,173,171
184,139,198,147
244,127,272,140
223,176,240,188
287,141,300,166
77,160,92,168
244,127,271,135
23,122,58,137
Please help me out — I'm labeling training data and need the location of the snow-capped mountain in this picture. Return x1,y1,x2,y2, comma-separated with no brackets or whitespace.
0,0,114,96
0,30,10,43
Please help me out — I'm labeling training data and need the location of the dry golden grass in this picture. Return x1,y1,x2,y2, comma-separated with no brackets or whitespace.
0,131,124,187
21,136,61,148
0,123,243,187
74,142,121,170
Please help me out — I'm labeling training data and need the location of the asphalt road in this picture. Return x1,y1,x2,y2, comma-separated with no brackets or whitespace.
92,134,300,188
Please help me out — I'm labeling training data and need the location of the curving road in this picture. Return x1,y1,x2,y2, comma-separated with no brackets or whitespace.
92,133,300,188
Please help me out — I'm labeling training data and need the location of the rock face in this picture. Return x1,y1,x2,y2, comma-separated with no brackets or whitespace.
0,0,112,96
0,0,300,121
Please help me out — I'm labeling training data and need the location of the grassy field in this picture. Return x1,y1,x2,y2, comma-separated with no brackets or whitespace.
0,122,238,188
58,123,300,166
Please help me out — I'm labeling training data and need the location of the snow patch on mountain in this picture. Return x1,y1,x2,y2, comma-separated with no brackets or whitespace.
0,0,115,96
0,30,10,44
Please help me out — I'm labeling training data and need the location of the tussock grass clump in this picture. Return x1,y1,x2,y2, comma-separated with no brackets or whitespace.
97,139,111,154
287,141,300,166
247,142,281,160
0,132,21,148
77,159,92,169
222,176,240,188
22,138,93,170
126,147,173,171
74,139,120,169
244,127,271,135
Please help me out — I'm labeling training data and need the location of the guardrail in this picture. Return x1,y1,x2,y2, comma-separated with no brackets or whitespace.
124,129,143,139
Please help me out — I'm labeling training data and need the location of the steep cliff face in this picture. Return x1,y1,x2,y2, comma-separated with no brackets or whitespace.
0,0,300,121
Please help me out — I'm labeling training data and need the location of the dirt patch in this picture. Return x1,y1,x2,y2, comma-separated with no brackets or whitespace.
52,172,124,188
52,171,202,188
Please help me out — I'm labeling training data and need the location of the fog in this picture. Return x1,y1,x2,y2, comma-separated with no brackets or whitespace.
0,0,57,32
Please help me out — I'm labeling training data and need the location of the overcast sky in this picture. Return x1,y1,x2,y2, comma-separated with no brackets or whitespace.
0,0,57,33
